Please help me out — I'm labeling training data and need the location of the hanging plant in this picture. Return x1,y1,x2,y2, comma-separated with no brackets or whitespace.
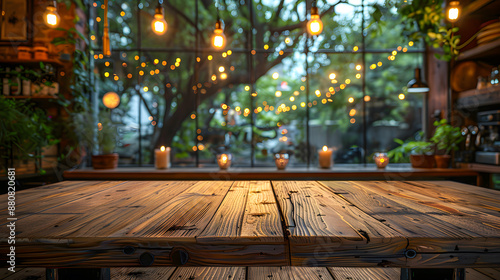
398,0,460,61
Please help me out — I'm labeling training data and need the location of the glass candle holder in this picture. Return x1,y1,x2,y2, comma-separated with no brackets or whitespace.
274,153,289,170
374,152,389,168
217,153,232,170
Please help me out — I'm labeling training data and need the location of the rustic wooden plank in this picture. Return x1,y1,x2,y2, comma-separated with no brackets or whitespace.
328,267,400,280
0,181,127,217
465,268,497,280
273,181,406,267
110,267,175,279
328,181,500,267
404,181,500,214
4,181,197,238
248,267,333,280
199,181,283,243
114,181,233,238
168,267,245,280
1,267,45,279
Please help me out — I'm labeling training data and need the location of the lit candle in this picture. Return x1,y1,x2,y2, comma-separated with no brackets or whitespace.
217,153,232,170
318,146,333,169
374,152,389,168
155,146,170,169
275,153,289,170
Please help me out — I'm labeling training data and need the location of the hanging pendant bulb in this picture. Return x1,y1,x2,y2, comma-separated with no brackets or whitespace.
103,0,111,56
307,5,323,36
152,3,167,35
407,68,429,93
212,19,226,49
446,1,461,22
43,0,60,28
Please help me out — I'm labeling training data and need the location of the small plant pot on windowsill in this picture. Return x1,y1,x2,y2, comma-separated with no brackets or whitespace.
92,153,119,169
410,154,435,168
434,154,451,168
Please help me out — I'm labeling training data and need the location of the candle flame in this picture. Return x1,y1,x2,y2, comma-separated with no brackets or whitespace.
322,146,328,152
221,154,228,162
160,146,165,152
380,158,385,163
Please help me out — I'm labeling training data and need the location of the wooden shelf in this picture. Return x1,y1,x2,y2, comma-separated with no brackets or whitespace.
0,58,64,67
461,0,500,18
456,86,500,109
457,162,500,173
457,39,500,62
2,95,57,99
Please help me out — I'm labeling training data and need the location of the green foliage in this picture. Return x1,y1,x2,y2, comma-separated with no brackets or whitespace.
430,119,464,155
0,98,59,165
388,133,433,163
97,112,118,154
397,0,460,61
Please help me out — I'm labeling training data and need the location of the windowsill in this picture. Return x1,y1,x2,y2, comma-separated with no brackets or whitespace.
63,164,479,181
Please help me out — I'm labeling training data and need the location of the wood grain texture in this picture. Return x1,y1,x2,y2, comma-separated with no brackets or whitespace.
199,181,284,243
111,267,175,280
0,267,45,280
168,267,246,280
320,181,500,267
248,267,333,280
328,267,400,280
273,181,407,267
467,268,500,280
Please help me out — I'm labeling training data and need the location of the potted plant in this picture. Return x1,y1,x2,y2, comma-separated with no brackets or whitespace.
430,119,464,168
388,134,435,168
91,111,119,169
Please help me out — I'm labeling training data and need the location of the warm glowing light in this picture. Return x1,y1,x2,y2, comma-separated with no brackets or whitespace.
307,7,323,35
227,50,232,55
143,86,149,92
102,92,120,109
290,96,295,102
135,55,140,60
364,95,371,102
212,20,226,49
348,97,354,103
160,146,166,152
349,109,356,116
120,11,125,16
114,76,119,81
235,106,241,112
315,90,321,97
340,84,345,90
264,44,269,50
104,72,110,77
139,70,144,76
244,85,250,91
322,146,328,152
355,64,362,71
356,74,361,79
345,79,351,84
219,66,225,72
220,73,227,79
353,46,359,52
350,118,356,124
409,41,414,47
329,73,336,79
293,91,300,96
399,93,405,100
191,114,196,119
377,61,382,67
96,17,101,22
446,1,461,22
91,35,96,41
275,91,282,97
272,72,279,80
300,102,306,107
392,50,397,55
43,4,60,27
211,74,217,81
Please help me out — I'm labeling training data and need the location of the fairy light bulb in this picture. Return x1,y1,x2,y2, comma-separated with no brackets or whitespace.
152,5,167,35
212,19,226,49
43,1,60,27
446,1,461,22
307,6,323,36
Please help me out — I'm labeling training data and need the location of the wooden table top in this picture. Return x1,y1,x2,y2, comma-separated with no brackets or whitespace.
63,166,480,181
1,180,499,268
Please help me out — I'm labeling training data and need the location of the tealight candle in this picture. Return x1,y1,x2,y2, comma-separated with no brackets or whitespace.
275,153,289,170
374,152,389,168
217,153,232,170
318,146,333,168
155,146,170,169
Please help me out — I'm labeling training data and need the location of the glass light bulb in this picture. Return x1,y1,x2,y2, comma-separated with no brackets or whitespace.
446,1,460,22
43,6,60,27
307,15,323,35
152,14,167,35
213,29,226,48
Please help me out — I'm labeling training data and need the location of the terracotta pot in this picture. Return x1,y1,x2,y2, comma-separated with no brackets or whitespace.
434,154,451,168
410,154,435,168
92,153,119,169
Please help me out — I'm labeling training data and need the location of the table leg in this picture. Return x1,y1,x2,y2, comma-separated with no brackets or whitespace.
46,268,110,280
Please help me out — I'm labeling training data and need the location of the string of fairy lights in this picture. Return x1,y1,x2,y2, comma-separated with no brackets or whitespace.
42,0,422,153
